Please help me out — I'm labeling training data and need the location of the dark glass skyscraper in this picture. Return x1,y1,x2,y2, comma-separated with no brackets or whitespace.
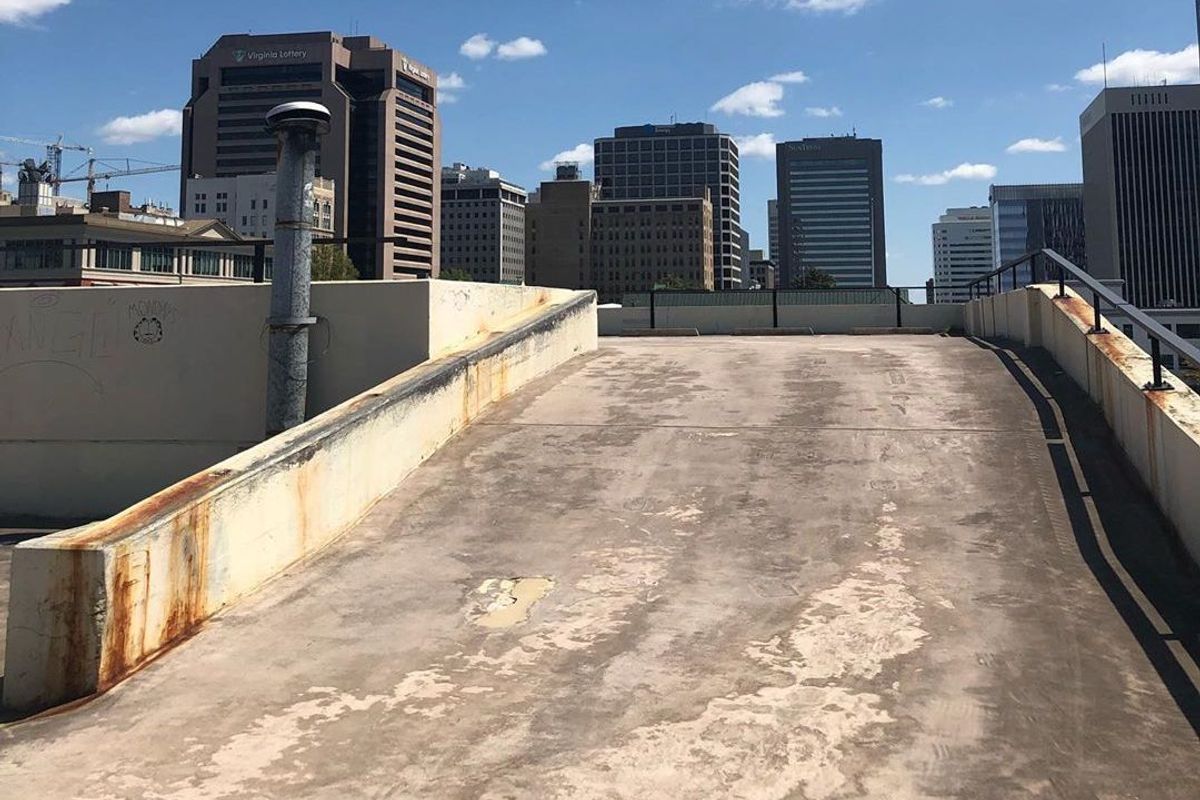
775,137,887,288
594,123,742,288
989,184,1086,273
1081,85,1200,308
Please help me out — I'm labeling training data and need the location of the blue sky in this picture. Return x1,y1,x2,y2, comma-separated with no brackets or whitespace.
1,0,1198,287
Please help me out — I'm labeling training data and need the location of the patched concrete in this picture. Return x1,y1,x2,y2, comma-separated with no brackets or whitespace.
1,337,1198,798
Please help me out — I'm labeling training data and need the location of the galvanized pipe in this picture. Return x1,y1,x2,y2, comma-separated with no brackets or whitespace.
265,102,330,437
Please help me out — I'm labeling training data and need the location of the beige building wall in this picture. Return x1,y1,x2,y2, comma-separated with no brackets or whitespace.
0,280,580,520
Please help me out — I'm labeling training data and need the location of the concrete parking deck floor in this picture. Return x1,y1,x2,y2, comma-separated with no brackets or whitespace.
2,337,1199,799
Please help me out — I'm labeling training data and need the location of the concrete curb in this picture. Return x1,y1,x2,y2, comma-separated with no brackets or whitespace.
849,327,937,335
733,327,815,336
618,328,700,337
3,291,598,713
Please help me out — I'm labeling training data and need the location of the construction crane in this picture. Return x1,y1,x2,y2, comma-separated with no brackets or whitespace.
55,158,180,205
0,135,91,190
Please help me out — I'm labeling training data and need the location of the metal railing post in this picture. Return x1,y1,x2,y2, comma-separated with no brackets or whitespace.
772,288,778,328
1089,292,1106,334
650,289,656,330
1057,264,1066,298
1148,336,1168,390
894,287,902,328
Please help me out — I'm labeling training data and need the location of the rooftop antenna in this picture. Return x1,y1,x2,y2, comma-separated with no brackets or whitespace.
1102,42,1108,88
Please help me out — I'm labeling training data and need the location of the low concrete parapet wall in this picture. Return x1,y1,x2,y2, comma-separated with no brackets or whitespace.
965,286,1200,566
3,291,597,712
599,301,963,335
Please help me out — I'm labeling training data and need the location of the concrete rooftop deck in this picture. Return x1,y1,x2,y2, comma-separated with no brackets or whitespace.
2,336,1199,798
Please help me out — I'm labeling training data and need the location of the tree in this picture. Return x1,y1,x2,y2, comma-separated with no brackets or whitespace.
655,273,699,291
790,267,837,289
440,267,474,281
311,245,358,281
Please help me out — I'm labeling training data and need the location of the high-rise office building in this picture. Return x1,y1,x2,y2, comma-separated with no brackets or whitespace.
440,164,527,284
182,32,440,280
932,207,993,304
775,137,887,288
594,123,742,289
767,199,779,261
1081,85,1200,308
526,165,598,290
989,184,1085,277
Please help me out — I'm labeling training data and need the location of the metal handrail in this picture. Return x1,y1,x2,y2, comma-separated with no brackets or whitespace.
965,248,1200,390
640,285,945,331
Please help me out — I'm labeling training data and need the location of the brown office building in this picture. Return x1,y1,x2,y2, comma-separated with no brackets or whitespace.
527,165,713,302
182,31,440,279
591,194,713,302
526,165,598,290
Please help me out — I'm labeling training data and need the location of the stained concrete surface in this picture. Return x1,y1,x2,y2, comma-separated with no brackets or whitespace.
1,337,1198,799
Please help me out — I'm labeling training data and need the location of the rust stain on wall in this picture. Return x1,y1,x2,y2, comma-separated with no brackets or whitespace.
158,501,212,658
296,465,311,552
63,470,229,550
100,549,138,690
1145,396,1160,494
50,549,100,701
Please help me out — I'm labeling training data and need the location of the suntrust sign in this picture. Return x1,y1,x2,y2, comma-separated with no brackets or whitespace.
232,48,309,63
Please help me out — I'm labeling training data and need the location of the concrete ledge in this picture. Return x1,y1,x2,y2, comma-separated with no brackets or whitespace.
3,292,598,712
618,328,699,337
849,327,937,335
733,327,815,336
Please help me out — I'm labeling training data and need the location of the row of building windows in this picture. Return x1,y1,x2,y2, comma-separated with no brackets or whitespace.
596,138,732,152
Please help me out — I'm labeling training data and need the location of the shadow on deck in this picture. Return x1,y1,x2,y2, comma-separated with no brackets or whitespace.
970,336,1200,737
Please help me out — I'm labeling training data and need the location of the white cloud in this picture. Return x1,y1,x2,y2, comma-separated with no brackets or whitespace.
460,33,495,60
1045,83,1073,93
734,133,777,159
711,81,785,117
496,36,547,60
1006,136,1067,154
920,96,953,109
437,72,467,104
1075,44,1200,86
805,106,843,118
769,70,809,84
786,0,872,13
894,162,997,186
540,143,593,171
0,0,69,25
97,109,182,145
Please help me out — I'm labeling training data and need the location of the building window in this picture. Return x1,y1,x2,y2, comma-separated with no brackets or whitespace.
192,250,221,276
95,243,133,270
3,239,62,270
232,253,254,279
141,246,176,273
1177,323,1200,340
